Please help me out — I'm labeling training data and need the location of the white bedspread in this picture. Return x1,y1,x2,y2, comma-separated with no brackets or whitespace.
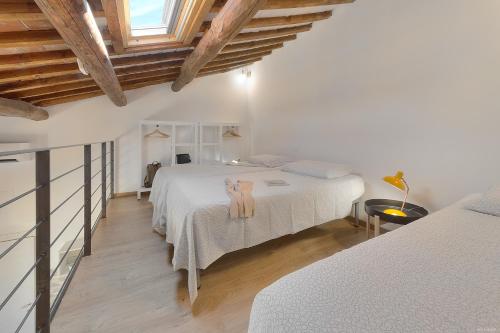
153,167,364,303
150,164,270,231
249,195,500,332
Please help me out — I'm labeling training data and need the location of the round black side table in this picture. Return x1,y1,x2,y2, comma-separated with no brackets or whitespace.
364,199,428,237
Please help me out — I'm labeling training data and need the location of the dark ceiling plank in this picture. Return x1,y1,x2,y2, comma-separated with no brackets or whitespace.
232,24,311,43
0,50,76,70
200,10,331,32
221,34,296,53
0,63,80,84
33,59,263,106
0,73,93,94
211,0,354,12
0,1,105,21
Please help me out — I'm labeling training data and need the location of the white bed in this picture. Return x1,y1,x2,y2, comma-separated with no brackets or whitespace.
149,164,364,303
249,195,500,332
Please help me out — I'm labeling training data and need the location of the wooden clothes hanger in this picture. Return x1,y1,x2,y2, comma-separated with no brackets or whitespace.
144,125,170,138
223,126,241,138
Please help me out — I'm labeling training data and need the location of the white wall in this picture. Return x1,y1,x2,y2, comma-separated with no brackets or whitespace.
0,71,250,332
248,0,500,211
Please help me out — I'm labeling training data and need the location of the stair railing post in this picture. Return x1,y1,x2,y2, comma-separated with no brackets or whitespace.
35,150,51,333
101,142,106,218
83,145,91,256
110,141,114,199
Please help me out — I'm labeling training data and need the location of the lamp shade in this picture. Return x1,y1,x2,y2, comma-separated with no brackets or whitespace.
383,171,406,191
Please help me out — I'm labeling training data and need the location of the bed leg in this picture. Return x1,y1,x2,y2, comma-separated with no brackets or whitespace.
366,215,371,238
374,215,380,237
196,269,201,290
354,202,360,227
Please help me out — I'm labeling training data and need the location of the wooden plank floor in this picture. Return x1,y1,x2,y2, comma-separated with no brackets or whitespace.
52,196,368,333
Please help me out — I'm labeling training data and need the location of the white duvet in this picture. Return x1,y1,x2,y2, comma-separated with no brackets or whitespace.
249,195,500,332
150,165,364,303
150,164,270,231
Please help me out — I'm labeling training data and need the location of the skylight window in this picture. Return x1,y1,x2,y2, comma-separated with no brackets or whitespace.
130,0,181,37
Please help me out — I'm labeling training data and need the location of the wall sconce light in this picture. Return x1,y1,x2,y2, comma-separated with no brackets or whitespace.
241,67,252,79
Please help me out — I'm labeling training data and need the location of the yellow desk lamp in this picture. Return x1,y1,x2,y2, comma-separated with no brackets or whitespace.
383,171,409,217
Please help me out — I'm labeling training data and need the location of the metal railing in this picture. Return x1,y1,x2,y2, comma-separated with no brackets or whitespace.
0,141,115,333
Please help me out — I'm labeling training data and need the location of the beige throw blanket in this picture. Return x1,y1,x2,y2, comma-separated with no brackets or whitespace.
225,178,255,218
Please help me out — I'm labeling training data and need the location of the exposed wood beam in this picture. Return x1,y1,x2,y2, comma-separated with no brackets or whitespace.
244,10,331,28
0,64,80,84
172,0,266,92
36,91,105,107
221,34,295,53
211,0,353,12
4,81,99,100
33,59,262,107
0,97,49,121
0,30,64,48
32,58,263,107
0,1,105,21
206,53,268,68
0,34,293,70
33,0,127,106
0,74,93,94
200,58,262,74
219,43,282,58
0,50,76,70
0,28,111,49
232,24,311,42
200,11,331,32
110,50,192,67
0,46,279,94
102,0,126,53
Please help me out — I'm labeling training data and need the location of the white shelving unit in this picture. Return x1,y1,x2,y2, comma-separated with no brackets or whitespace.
137,120,198,199
199,122,241,165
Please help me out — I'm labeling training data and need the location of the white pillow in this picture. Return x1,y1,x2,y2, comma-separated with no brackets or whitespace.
247,154,293,168
464,187,500,217
281,160,352,179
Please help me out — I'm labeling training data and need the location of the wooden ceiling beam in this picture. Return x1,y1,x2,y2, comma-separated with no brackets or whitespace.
102,0,126,53
219,43,282,58
36,91,105,107
0,74,92,94
15,52,269,101
31,59,264,107
0,1,105,21
0,44,283,90
0,30,64,48
0,97,49,121
0,34,291,70
199,61,258,77
0,63,80,84
211,0,353,12
232,24,311,42
172,0,266,91
200,58,262,74
110,50,192,68
221,34,296,53
244,10,331,29
0,28,111,49
0,50,76,70
200,10,331,32
4,80,99,100
34,0,126,106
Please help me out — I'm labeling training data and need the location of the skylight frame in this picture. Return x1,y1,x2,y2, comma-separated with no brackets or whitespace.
129,0,182,37
116,0,215,51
